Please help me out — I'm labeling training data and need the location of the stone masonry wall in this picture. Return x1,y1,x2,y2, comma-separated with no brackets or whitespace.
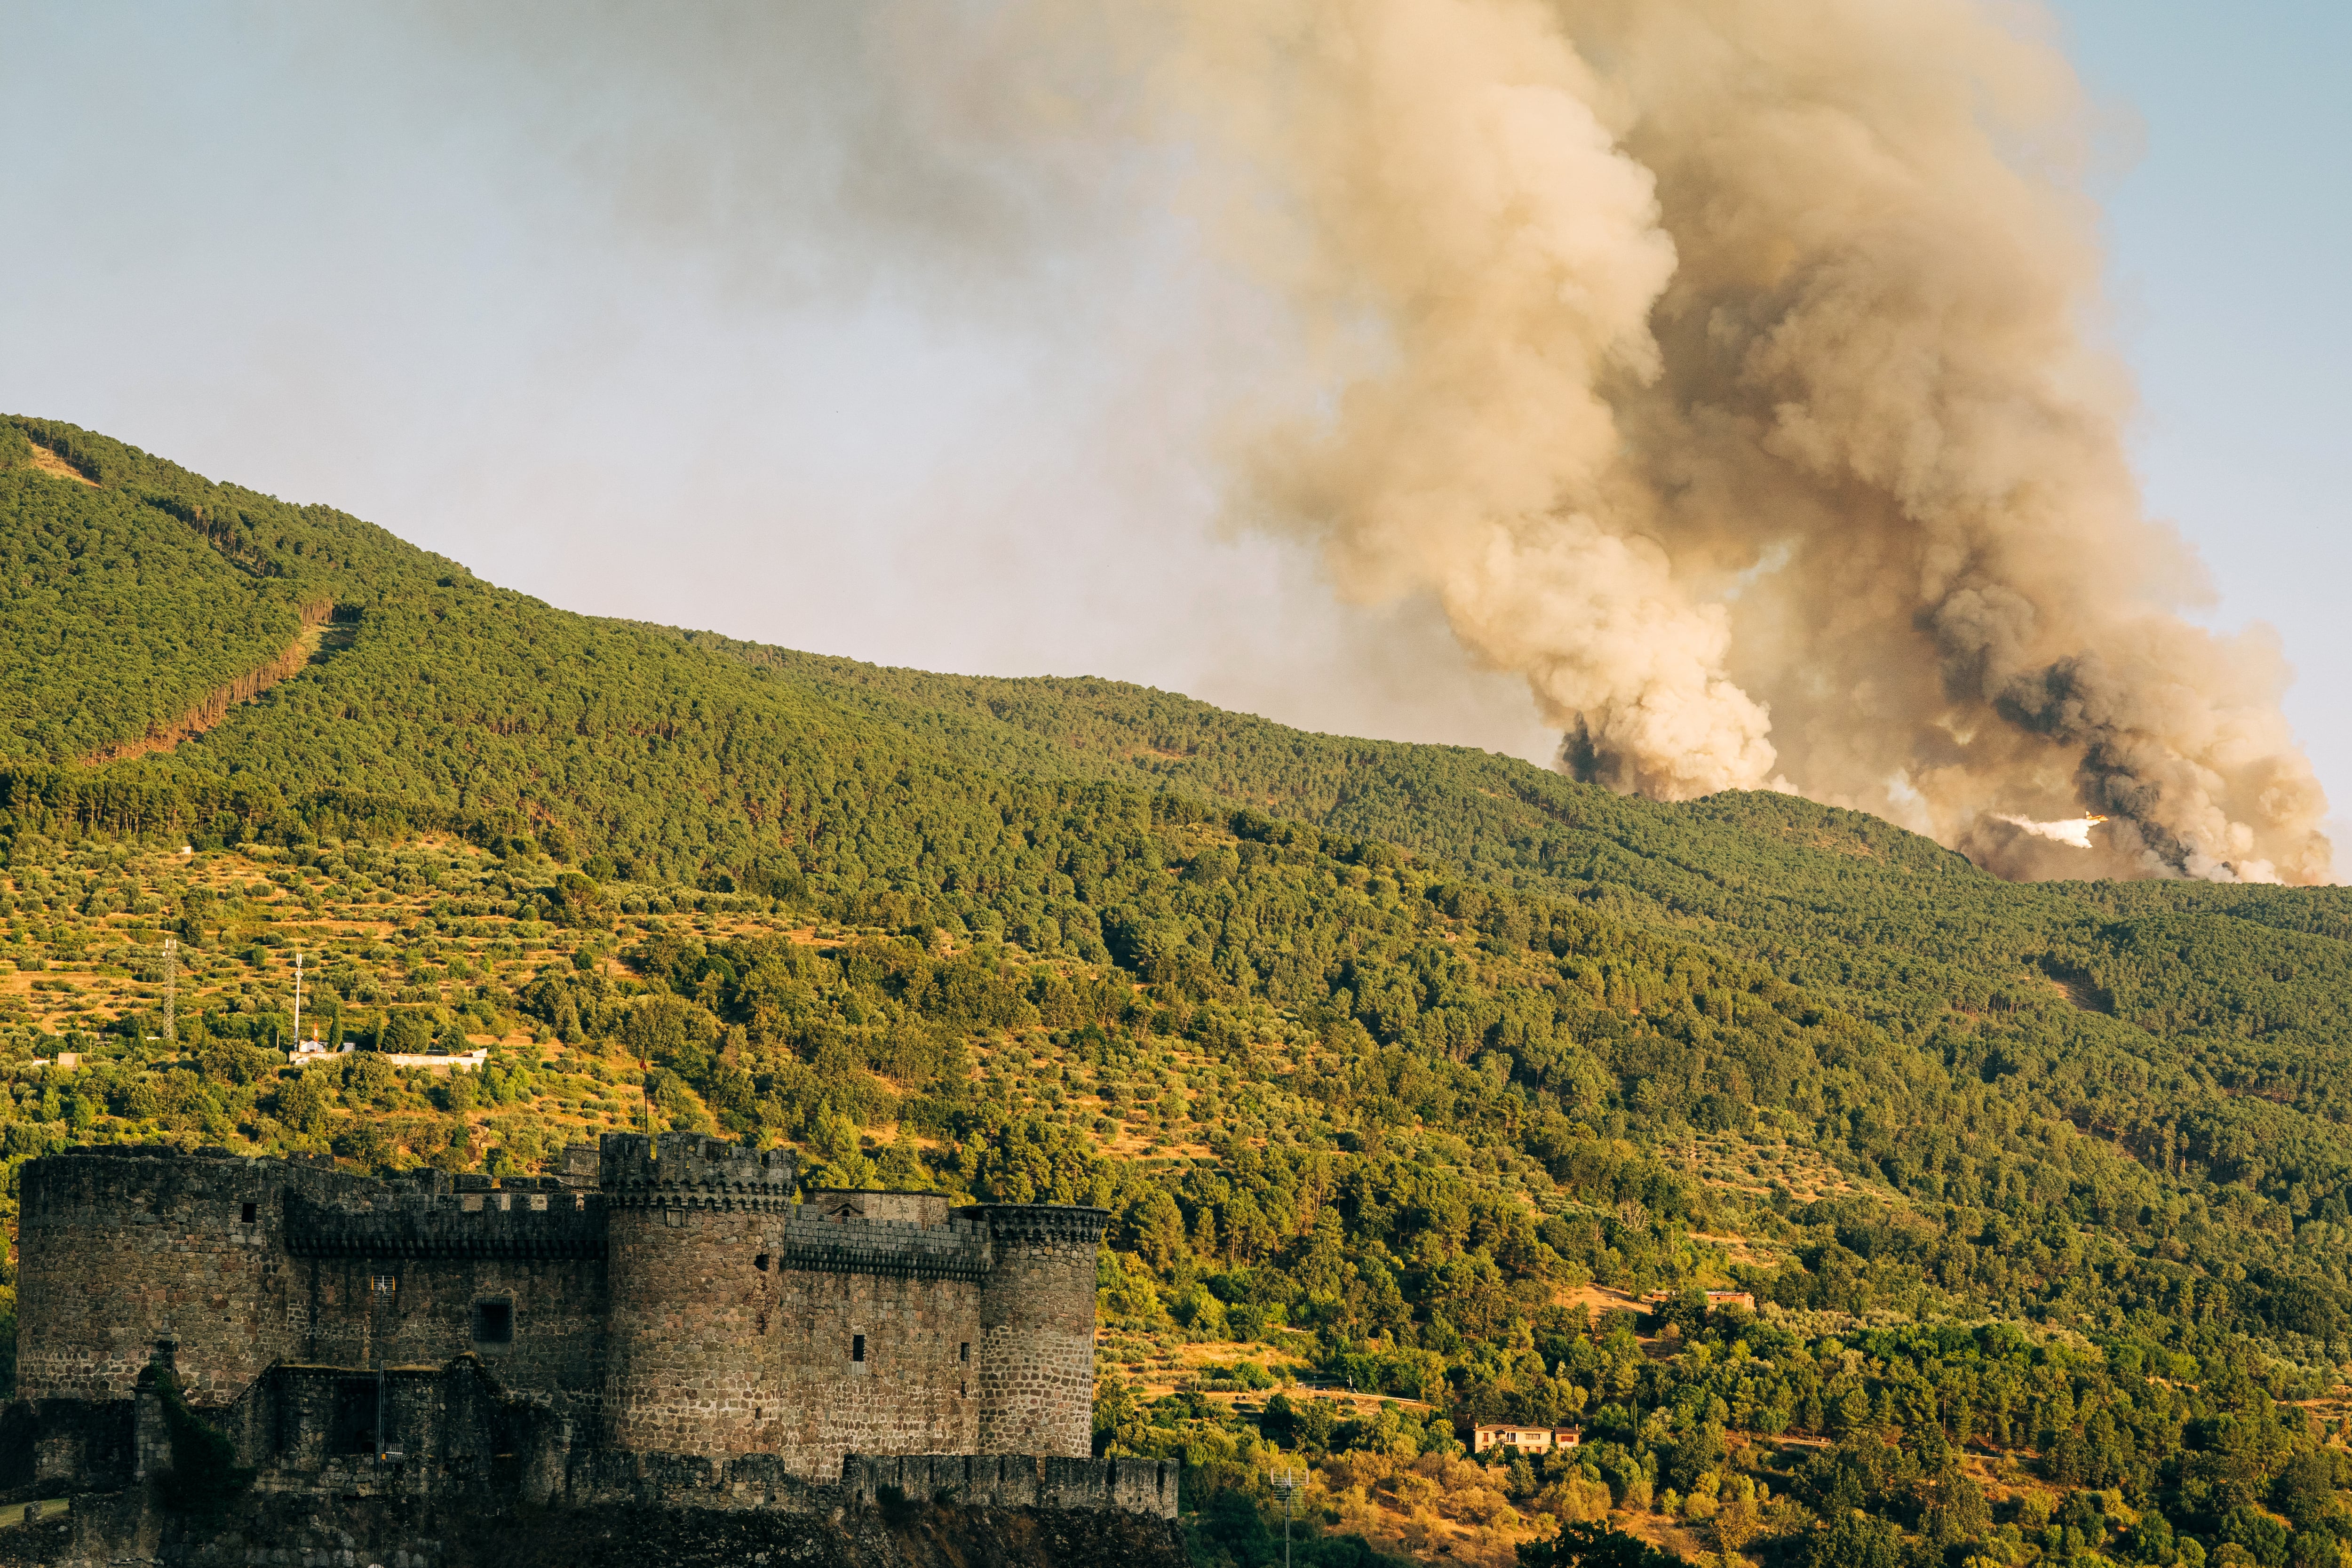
844,1453,1179,1518
16,1151,321,1404
18,1149,611,1415
53,1462,1188,1568
602,1202,784,1454
294,1254,606,1422
968,1207,1109,1460
603,1195,988,1474
528,1446,1176,1518
215,1356,568,1503
762,1266,981,1476
595,1135,1001,1477
597,1135,807,1457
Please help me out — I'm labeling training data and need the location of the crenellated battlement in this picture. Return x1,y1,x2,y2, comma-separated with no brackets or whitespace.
597,1130,797,1195
958,1203,1112,1248
283,1187,608,1260
771,1202,992,1281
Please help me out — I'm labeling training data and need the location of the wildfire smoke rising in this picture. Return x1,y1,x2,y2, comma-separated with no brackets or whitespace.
470,0,2333,885
1075,0,2332,884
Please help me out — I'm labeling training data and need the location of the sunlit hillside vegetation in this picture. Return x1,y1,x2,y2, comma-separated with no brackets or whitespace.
8,414,2352,1568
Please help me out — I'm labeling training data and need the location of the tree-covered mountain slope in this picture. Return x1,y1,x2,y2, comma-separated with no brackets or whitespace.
10,413,2352,1566
686,637,2352,1210
695,634,2352,1016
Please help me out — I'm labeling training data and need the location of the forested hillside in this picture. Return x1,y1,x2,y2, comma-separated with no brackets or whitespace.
7,414,2352,1568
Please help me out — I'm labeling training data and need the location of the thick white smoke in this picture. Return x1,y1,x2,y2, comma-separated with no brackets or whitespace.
1165,0,1776,802
1091,0,2332,883
456,0,2334,884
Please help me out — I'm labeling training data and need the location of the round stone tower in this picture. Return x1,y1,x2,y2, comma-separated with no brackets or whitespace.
18,1146,304,1405
967,1204,1110,1457
601,1131,799,1454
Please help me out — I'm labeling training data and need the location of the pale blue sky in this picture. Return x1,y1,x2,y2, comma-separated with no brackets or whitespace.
2052,0,2352,850
1,4,2345,850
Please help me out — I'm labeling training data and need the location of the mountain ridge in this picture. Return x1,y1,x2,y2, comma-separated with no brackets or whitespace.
10,414,2352,1566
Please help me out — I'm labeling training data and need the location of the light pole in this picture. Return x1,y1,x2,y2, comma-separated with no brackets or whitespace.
1271,1467,1304,1568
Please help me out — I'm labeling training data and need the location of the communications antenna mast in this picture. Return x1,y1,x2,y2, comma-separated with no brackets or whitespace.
162,935,176,1045
1271,1468,1304,1568
292,950,302,1046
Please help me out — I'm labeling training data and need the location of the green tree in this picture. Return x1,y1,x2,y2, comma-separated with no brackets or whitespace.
1800,1512,1904,1568
1519,1522,1683,1568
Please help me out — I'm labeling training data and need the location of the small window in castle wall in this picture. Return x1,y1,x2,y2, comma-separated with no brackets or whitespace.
475,1300,514,1345
959,1342,970,1363
851,1333,866,1372
239,1202,257,1225
754,1253,771,1272
370,1274,397,1297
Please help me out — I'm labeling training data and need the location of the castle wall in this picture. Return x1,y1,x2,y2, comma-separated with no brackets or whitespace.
806,1190,951,1226
280,1173,609,1416
844,1453,1180,1517
761,1267,980,1475
296,1255,606,1418
227,1357,565,1491
16,1149,611,1419
602,1199,782,1453
183,1359,1177,1521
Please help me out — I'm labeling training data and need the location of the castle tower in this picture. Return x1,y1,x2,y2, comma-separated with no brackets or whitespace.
17,1149,302,1405
600,1131,799,1454
967,1204,1110,1458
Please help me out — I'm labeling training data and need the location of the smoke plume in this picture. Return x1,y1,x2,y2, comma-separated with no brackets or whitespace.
1065,0,2332,883
459,0,2333,884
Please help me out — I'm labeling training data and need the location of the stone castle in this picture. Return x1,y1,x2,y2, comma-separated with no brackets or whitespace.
4,1133,1178,1544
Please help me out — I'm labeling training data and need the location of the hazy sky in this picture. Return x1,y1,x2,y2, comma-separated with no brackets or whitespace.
3,2,2346,851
